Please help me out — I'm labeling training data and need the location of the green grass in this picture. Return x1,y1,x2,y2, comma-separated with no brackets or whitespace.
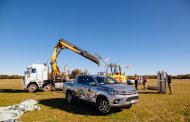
0,79,190,122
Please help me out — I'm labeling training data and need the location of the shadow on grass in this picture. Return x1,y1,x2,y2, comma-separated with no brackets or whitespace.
138,91,158,94
0,89,26,93
39,98,122,116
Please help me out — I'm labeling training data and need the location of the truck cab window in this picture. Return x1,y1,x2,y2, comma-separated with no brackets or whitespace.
31,69,36,73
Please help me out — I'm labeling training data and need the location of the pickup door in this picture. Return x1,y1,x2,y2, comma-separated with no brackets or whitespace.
75,76,97,102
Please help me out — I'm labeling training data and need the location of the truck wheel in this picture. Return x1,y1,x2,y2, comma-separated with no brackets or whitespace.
66,91,74,103
28,84,38,93
97,98,111,115
43,84,52,92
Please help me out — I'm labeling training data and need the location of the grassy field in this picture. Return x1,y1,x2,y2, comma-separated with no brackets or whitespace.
0,79,190,122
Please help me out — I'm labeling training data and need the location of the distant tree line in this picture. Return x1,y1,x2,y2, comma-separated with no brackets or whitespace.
127,75,157,79
68,69,88,79
128,74,190,79
172,74,190,79
0,75,23,79
49,69,88,80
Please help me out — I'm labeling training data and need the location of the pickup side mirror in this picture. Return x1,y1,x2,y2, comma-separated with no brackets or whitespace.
89,82,96,86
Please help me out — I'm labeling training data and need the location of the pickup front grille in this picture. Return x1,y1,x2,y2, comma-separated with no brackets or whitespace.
118,90,137,95
126,96,139,101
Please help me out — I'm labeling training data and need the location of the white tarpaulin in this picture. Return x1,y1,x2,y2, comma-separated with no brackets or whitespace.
0,99,40,121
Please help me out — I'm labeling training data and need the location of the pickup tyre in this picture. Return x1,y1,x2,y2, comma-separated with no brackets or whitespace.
97,97,112,115
66,91,74,103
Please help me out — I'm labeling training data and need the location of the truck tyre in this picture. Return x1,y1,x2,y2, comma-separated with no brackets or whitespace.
97,98,112,115
28,84,38,93
66,91,74,104
42,84,52,92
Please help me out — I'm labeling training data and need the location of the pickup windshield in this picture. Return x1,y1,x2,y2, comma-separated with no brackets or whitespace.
95,76,119,85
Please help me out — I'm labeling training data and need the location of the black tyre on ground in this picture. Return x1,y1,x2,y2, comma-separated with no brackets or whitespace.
66,91,74,104
28,84,38,93
42,83,52,92
97,97,112,115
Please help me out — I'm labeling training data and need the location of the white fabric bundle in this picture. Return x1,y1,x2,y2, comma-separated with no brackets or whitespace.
0,99,40,122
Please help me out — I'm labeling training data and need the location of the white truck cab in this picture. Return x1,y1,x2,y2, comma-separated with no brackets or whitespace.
23,63,63,92
23,64,48,90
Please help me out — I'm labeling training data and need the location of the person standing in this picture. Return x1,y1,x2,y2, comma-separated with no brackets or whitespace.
134,74,139,90
142,75,148,90
166,73,173,94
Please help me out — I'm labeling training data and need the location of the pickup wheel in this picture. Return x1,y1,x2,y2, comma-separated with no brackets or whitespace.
28,84,38,93
97,98,111,115
66,91,74,104
42,84,52,92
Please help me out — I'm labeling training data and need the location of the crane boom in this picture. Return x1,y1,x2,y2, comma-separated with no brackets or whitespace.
51,38,99,79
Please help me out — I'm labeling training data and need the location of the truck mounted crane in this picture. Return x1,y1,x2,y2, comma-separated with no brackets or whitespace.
22,38,99,92
51,39,99,80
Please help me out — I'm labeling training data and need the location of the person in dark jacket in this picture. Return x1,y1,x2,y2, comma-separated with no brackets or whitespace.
166,73,173,94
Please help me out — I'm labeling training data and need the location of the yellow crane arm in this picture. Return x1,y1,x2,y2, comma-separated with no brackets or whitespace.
51,38,99,79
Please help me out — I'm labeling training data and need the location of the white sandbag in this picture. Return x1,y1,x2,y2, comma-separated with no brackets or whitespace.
0,99,40,121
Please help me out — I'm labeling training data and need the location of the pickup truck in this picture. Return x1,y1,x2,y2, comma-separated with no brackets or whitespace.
63,75,139,115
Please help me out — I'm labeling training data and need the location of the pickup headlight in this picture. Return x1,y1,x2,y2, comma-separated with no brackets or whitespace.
108,90,118,95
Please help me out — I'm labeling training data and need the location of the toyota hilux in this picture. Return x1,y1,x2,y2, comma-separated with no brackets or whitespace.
63,75,139,115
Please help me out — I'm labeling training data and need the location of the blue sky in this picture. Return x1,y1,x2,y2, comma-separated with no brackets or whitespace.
0,0,189,75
